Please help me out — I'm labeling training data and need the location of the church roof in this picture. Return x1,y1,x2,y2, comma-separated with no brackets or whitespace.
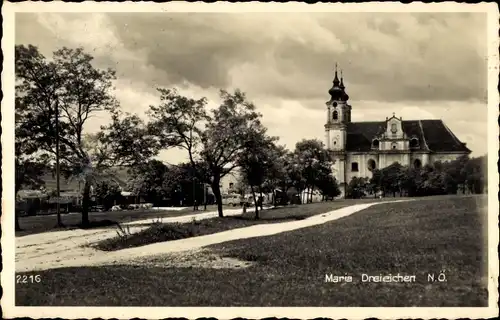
345,119,471,153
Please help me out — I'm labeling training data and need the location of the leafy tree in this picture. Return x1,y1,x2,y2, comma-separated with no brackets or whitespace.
369,168,383,196
147,88,267,217
369,155,486,198
238,129,282,218
94,180,122,210
415,164,447,196
463,156,487,194
127,160,170,205
160,162,209,208
283,151,306,203
292,139,335,203
15,45,156,227
261,145,288,206
15,94,51,230
379,162,404,197
315,174,341,200
346,177,369,199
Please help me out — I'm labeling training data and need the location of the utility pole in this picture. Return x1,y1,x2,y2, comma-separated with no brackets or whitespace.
193,176,197,211
55,100,63,227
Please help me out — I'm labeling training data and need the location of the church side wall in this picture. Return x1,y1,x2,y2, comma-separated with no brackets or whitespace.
345,153,379,182
378,153,410,169
410,153,425,167
331,156,345,184
430,153,467,164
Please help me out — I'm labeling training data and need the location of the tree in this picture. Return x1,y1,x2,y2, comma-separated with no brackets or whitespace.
463,156,487,194
238,129,282,218
283,152,306,204
261,145,288,206
94,180,122,210
346,176,369,199
292,139,334,203
15,45,156,226
379,162,404,197
127,160,170,205
316,174,341,200
180,162,212,208
15,91,50,230
147,88,267,217
369,169,383,197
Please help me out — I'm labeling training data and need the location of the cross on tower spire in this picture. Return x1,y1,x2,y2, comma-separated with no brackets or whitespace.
333,63,340,86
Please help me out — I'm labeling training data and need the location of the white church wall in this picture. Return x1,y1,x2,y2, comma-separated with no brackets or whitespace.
381,153,409,168
345,153,379,182
430,153,467,164
410,153,425,168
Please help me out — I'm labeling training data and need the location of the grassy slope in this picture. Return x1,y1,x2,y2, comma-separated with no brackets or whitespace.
95,200,381,251
15,195,488,307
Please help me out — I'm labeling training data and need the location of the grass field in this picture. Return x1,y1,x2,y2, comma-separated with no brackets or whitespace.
94,200,381,251
15,195,488,307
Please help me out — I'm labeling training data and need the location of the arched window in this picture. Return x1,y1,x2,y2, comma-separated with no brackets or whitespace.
332,110,338,121
372,139,380,149
367,159,376,171
410,138,419,148
414,158,422,169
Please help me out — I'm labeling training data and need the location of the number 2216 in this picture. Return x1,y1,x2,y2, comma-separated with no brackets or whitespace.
16,275,41,284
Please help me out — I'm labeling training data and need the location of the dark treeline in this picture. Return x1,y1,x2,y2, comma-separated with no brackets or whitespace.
93,160,215,210
346,155,487,199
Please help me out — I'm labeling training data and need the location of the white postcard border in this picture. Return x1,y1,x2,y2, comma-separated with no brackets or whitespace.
2,2,498,319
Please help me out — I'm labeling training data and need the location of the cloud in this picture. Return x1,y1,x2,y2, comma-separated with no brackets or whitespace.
15,11,488,158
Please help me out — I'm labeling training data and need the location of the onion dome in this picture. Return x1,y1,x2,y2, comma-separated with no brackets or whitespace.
340,70,349,101
328,64,349,102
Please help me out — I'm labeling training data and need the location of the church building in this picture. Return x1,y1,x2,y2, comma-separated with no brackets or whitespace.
324,66,471,197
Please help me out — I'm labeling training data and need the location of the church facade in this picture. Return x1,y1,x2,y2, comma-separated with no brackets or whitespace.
324,67,471,197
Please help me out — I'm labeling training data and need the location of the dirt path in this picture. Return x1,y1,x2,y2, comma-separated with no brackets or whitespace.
16,201,409,272
15,206,263,272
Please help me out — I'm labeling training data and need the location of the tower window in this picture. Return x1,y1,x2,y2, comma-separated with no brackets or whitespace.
351,162,359,172
372,139,380,149
332,110,338,121
392,143,397,150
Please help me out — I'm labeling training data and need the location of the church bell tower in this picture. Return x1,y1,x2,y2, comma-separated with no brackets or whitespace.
325,64,351,151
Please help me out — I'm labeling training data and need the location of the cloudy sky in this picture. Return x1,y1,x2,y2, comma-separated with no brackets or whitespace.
15,12,488,166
